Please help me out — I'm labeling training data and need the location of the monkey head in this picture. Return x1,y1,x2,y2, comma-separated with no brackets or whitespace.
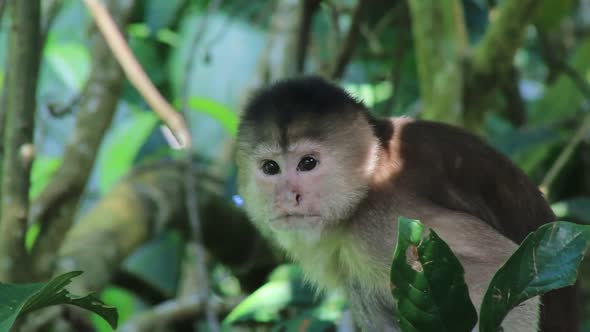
236,77,380,235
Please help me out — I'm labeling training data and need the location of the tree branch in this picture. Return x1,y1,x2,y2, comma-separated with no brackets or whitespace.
542,112,590,191
295,0,321,73
470,0,541,85
407,0,467,124
53,162,279,295
30,0,137,280
330,0,366,80
119,294,241,332
0,0,41,282
83,0,192,149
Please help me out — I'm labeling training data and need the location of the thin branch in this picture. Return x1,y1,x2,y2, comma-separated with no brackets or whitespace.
0,0,6,26
325,1,341,70
83,0,192,149
541,111,590,190
383,28,408,115
330,0,366,80
179,1,223,331
119,294,241,332
500,66,527,126
0,0,41,282
295,0,321,73
47,93,82,118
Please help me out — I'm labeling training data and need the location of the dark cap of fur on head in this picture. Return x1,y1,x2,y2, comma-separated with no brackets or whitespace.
241,76,367,128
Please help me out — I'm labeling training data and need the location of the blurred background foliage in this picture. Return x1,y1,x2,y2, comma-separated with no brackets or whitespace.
1,0,590,331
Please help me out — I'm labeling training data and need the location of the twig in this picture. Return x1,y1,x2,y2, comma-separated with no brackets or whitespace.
325,1,341,69
47,93,82,118
0,0,6,26
119,294,241,332
295,0,321,73
500,66,526,126
82,0,192,149
179,0,222,331
541,111,590,190
330,0,366,80
383,29,407,115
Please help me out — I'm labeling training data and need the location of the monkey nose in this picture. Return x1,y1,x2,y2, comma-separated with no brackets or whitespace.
283,191,302,207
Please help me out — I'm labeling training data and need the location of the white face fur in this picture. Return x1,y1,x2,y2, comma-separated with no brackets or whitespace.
237,122,380,239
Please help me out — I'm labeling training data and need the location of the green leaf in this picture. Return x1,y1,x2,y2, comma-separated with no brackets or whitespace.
98,111,158,192
30,156,62,200
44,42,91,91
92,287,136,332
479,222,590,332
186,97,238,136
391,217,477,332
223,265,316,325
0,271,118,331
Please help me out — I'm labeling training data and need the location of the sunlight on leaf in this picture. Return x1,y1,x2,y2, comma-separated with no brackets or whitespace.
186,97,238,136
44,43,91,91
98,111,158,192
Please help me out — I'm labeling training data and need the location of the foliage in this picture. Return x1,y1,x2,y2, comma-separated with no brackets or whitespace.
0,272,118,331
224,264,346,331
391,218,590,332
390,217,477,332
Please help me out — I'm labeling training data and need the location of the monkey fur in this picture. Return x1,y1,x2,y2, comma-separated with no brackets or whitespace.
236,76,577,331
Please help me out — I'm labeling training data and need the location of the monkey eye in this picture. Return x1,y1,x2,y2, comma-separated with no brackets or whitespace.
261,160,280,175
297,156,318,172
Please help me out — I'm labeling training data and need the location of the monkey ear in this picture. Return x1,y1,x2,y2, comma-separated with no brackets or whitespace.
391,217,478,332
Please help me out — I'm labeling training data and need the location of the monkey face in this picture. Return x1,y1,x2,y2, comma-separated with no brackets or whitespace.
237,118,379,235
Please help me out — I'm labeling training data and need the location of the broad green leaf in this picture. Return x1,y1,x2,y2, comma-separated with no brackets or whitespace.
0,271,118,331
44,42,90,91
92,287,137,332
98,111,158,192
552,197,590,224
224,265,316,325
391,217,477,332
479,222,590,332
186,97,238,136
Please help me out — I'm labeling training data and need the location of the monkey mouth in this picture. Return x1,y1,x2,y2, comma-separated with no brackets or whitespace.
271,214,321,221
269,214,322,230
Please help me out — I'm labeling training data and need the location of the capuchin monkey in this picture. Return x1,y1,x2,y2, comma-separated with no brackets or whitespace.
236,76,577,331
